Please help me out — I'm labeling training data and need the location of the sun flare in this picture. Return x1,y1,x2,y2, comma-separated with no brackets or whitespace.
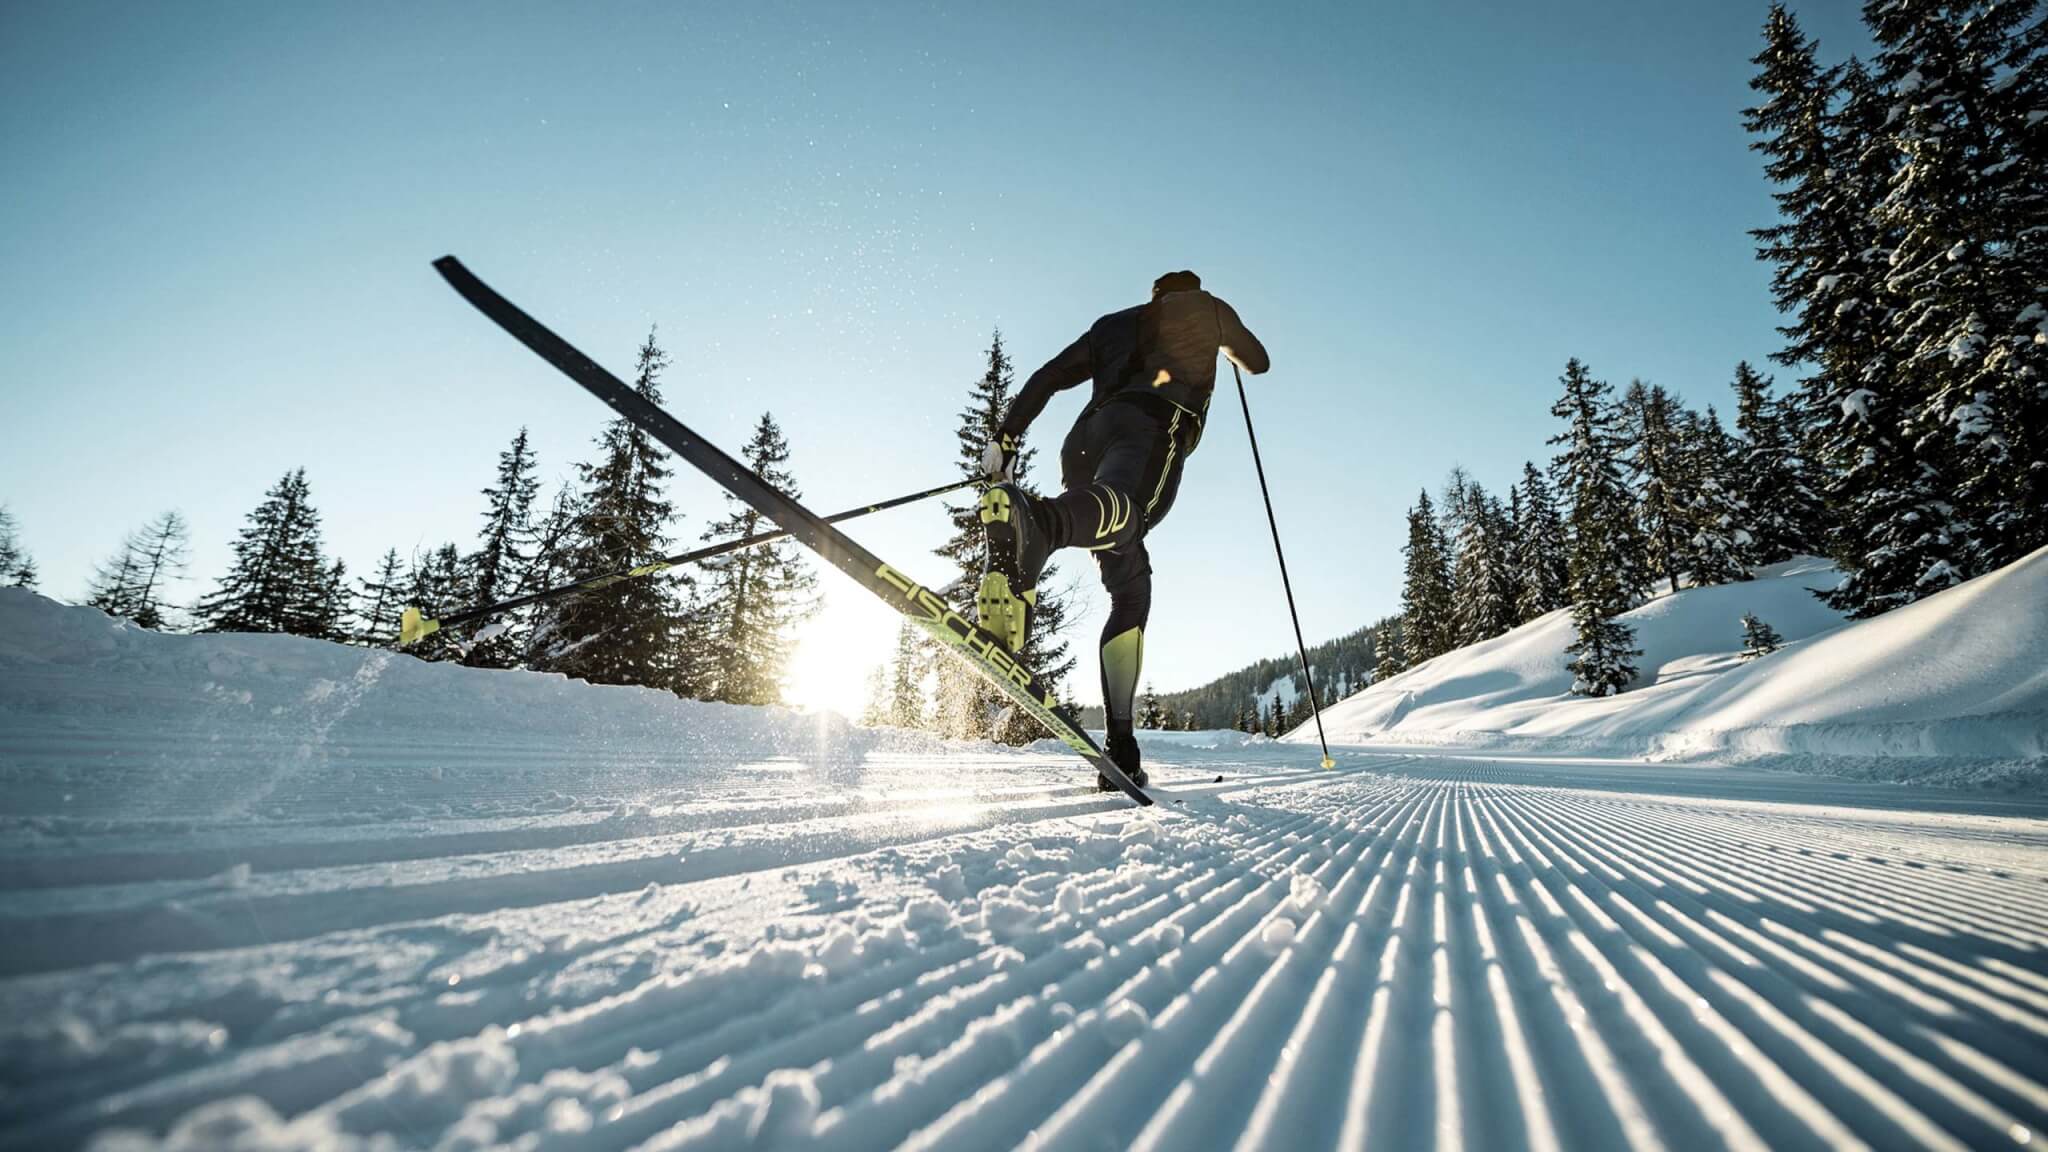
782,568,906,719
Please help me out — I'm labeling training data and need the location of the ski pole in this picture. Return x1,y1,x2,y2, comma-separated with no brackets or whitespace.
400,476,977,646
1231,360,1336,768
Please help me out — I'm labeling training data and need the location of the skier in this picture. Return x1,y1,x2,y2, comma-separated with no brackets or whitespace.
977,270,1269,790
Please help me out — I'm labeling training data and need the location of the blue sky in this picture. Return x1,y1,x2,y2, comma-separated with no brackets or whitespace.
0,0,1871,713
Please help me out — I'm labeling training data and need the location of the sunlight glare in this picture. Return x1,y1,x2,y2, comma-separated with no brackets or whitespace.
782,567,905,718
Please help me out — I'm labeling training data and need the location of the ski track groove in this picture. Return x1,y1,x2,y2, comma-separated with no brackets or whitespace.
3,755,2046,1150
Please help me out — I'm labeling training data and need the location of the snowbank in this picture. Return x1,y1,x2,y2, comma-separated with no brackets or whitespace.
1296,551,2048,786
0,589,945,823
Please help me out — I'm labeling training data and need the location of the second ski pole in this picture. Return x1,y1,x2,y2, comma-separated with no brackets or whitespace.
402,475,977,645
1232,360,1336,768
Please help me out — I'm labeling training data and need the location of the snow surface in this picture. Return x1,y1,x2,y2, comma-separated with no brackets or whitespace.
4,588,2048,1149
1297,551,2048,788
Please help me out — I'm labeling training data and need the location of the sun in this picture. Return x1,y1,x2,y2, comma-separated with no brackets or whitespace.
782,567,906,718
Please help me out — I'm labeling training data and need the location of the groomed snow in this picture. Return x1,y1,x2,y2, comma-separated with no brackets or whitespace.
1297,549,2048,787
3,588,2047,1150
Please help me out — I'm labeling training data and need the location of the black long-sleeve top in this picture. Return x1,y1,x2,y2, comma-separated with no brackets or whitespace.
998,289,1269,442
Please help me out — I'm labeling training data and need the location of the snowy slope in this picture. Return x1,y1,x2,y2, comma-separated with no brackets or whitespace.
5,589,2048,1150
1299,551,2048,783
0,588,944,825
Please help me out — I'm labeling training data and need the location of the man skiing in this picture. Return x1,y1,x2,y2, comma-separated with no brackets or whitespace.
977,270,1269,790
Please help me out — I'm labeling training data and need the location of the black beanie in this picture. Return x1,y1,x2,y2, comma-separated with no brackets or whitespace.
1152,270,1201,297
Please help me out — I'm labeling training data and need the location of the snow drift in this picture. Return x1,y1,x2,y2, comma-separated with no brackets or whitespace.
1296,549,2048,785
0,588,943,824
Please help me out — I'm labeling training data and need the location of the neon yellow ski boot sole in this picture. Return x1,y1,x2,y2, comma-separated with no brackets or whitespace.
978,485,1038,654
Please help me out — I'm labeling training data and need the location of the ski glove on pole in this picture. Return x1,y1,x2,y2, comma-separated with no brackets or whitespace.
981,433,1018,481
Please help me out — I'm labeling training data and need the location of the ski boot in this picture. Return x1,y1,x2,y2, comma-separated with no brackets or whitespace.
977,482,1051,655
1099,731,1148,791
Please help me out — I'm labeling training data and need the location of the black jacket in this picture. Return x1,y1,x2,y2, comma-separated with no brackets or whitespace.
999,289,1269,443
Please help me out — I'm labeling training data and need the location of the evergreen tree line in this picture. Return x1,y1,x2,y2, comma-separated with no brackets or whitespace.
13,329,821,708
1390,358,1813,697
1746,1,2046,616
1129,679,1327,737
1385,1,2044,696
1068,618,1388,735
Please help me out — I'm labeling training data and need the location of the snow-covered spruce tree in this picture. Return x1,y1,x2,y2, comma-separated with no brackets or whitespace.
881,620,929,729
1865,0,2046,571
1266,693,1285,738
124,510,189,630
1370,616,1408,683
1819,54,1977,618
313,558,351,642
1620,380,1689,596
464,427,541,669
932,331,1074,741
1747,11,1961,615
1450,487,1517,646
0,506,31,589
196,469,334,636
1139,683,1165,730
1398,489,1457,667
1512,462,1570,622
85,532,144,622
1740,611,1785,660
1731,361,1823,562
1550,360,1644,696
695,412,818,707
1681,407,1758,586
354,549,408,647
0,504,35,589
533,330,691,690
521,487,582,603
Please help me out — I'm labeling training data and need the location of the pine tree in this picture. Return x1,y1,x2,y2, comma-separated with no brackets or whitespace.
877,620,928,729
534,330,691,690
1747,10,1964,616
1370,617,1408,683
1681,407,1758,586
85,535,142,621
465,428,542,668
1138,683,1165,730
314,558,351,641
696,412,819,706
1551,360,1644,695
1865,0,2046,571
1450,487,1517,645
0,504,39,589
860,665,891,728
196,469,334,635
1398,489,1457,666
1512,462,1570,622
1740,612,1785,660
524,487,583,596
355,549,408,647
1731,361,1823,562
1620,380,1691,596
931,330,1074,740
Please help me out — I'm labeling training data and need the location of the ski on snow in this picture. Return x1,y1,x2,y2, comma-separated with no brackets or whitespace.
433,256,1152,806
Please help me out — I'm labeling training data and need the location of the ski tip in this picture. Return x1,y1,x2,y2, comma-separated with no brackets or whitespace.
398,607,439,647
1321,756,1336,770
